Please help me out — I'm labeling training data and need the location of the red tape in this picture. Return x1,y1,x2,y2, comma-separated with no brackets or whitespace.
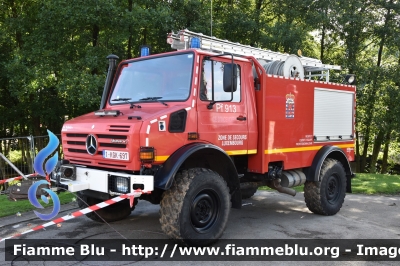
0,189,151,242
0,173,39,185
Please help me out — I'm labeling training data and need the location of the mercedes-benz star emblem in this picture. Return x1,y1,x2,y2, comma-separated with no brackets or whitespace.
86,134,97,155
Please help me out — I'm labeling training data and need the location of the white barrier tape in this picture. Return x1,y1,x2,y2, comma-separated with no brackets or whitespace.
0,189,151,242
0,173,39,185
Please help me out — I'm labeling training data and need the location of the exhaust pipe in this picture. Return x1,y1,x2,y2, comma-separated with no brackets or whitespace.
266,179,296,197
239,179,296,197
99,54,119,110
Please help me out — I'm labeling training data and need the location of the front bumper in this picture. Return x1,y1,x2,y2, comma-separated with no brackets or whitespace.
51,165,153,197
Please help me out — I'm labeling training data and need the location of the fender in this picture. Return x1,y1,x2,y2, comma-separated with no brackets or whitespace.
307,145,354,192
154,142,242,208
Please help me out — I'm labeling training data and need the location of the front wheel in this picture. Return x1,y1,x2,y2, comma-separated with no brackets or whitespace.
304,159,346,215
159,168,231,246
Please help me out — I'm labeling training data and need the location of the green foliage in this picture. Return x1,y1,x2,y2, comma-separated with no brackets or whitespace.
8,150,23,164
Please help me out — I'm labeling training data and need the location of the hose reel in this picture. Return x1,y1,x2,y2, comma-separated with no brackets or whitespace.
262,55,304,79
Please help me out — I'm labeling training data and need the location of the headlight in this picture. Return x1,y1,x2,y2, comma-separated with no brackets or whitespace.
60,165,76,180
109,176,130,194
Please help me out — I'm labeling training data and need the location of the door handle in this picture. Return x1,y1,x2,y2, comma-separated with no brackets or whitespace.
237,116,246,121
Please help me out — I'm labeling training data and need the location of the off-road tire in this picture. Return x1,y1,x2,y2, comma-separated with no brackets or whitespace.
77,191,137,223
159,168,231,246
304,158,346,215
241,186,258,199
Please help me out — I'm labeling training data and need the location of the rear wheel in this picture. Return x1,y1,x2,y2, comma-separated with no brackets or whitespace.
241,186,258,199
304,159,346,215
160,168,231,246
77,191,137,223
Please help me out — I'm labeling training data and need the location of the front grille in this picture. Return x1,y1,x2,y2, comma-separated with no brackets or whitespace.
67,141,85,145
67,148,87,153
108,125,130,132
66,133,87,137
69,159,91,164
98,134,127,139
64,132,128,154
100,143,126,148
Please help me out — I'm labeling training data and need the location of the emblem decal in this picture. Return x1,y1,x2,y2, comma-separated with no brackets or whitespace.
86,134,98,155
285,93,295,119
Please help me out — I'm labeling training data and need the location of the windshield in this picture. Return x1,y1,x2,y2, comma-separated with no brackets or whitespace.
110,53,194,104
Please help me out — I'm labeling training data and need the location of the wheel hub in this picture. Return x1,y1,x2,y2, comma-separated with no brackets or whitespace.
326,175,341,203
190,190,219,232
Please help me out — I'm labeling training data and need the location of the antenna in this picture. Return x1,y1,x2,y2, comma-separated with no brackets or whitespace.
210,0,213,36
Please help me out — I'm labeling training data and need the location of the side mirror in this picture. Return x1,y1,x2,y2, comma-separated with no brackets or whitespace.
223,63,237,92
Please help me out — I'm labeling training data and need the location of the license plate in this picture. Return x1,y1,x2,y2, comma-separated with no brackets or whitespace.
102,150,129,161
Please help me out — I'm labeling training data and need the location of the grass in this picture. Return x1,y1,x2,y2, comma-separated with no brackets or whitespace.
0,191,76,218
351,173,400,195
259,173,400,195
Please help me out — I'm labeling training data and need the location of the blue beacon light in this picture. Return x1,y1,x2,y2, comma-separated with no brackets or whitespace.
190,37,201,49
140,46,150,57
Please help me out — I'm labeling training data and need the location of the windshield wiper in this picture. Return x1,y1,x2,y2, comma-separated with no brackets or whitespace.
111,98,141,109
139,97,168,106
112,98,131,102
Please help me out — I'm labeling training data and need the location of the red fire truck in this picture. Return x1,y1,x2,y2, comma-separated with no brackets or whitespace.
52,30,356,246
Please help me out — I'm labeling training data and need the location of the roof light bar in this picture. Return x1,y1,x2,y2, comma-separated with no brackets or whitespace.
190,37,201,49
140,45,150,57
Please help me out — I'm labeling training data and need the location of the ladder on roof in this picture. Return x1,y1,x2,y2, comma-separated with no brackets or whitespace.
167,29,341,82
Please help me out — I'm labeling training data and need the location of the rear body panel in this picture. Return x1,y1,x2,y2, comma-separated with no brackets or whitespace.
248,74,355,173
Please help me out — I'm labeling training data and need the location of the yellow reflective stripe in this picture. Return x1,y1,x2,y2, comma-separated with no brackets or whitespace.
336,144,355,148
154,149,258,161
265,146,321,154
155,155,169,161
265,144,355,154
226,150,257,155
154,145,354,160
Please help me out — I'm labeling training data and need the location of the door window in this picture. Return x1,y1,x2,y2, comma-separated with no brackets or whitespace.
200,60,241,102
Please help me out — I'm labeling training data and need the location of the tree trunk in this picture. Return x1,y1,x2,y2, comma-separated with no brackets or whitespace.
355,130,360,172
142,28,147,45
11,2,23,49
320,24,325,62
0,140,5,182
369,129,384,173
250,0,263,46
381,131,391,174
360,125,370,172
92,24,99,47
127,0,133,58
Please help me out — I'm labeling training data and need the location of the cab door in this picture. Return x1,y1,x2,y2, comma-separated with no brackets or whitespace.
197,58,249,154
